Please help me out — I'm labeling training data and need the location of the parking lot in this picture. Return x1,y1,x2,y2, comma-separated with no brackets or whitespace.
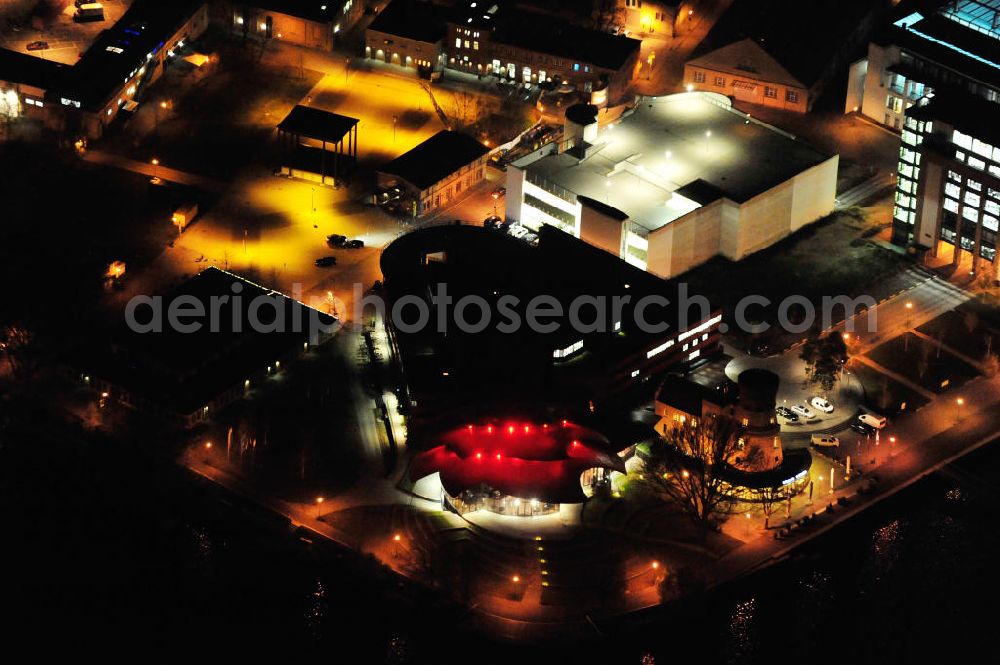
0,0,132,65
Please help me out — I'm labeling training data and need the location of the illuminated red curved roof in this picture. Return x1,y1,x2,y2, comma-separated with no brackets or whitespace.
409,421,626,504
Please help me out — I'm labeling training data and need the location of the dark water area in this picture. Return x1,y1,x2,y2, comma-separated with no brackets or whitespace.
5,432,1000,663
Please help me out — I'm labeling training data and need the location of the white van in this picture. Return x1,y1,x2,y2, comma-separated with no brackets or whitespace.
858,413,887,429
74,3,105,22
810,434,840,447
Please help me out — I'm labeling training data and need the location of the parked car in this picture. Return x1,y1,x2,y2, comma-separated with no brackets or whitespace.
25,40,49,51
791,404,815,419
775,406,798,422
858,413,887,429
810,397,834,413
492,186,506,198
483,215,502,227
810,434,840,448
326,234,347,247
343,239,365,249
315,256,337,267
850,420,876,436
746,340,772,357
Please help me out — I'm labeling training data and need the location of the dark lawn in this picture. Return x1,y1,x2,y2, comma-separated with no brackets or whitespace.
847,363,930,417
200,342,366,499
0,141,193,332
916,309,1000,363
100,46,322,180
682,215,910,350
866,333,982,395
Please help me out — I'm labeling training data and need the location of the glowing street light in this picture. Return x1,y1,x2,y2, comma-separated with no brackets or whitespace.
955,397,965,424
315,495,325,518
151,158,160,182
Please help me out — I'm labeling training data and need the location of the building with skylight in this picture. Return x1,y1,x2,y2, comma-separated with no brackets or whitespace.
505,92,838,279
846,0,1000,129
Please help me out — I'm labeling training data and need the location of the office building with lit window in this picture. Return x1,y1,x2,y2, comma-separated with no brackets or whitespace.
846,0,1000,130
505,93,838,279
892,93,1000,281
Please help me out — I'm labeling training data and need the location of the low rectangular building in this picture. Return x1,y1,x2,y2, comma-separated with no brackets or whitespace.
506,93,838,279
225,0,364,50
0,0,209,139
76,267,337,427
376,130,490,216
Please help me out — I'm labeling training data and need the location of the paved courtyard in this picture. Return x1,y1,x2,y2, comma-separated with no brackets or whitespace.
0,0,132,65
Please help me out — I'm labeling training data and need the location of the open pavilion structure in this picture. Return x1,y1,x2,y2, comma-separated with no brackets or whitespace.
277,105,359,186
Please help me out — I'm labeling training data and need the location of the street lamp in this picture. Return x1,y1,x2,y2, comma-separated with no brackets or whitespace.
392,114,398,142
905,301,913,350
315,496,324,518
151,158,160,182
956,397,964,424
154,100,170,133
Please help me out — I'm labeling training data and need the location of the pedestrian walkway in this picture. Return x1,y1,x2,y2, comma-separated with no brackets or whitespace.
82,149,227,192
853,354,937,401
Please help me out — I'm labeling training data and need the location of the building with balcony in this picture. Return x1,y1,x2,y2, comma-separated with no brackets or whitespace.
505,93,838,279
846,0,1000,130
892,93,1000,282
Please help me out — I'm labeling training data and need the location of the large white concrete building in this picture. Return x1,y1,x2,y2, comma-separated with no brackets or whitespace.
505,93,838,278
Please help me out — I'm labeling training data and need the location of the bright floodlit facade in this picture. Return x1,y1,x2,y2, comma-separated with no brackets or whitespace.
893,95,1000,280
505,92,838,279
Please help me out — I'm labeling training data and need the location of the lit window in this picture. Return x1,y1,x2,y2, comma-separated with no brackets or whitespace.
693,70,705,83
455,37,461,48
714,75,725,86
786,90,799,103
764,86,777,99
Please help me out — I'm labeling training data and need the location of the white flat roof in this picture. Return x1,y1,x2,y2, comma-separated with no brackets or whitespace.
518,93,831,232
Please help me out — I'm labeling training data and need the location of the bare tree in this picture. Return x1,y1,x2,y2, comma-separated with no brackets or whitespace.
593,0,625,32
800,331,849,394
745,484,795,529
642,415,745,527
449,91,483,130
1,323,37,390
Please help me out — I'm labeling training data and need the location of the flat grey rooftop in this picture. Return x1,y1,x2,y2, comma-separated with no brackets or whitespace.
519,93,832,232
